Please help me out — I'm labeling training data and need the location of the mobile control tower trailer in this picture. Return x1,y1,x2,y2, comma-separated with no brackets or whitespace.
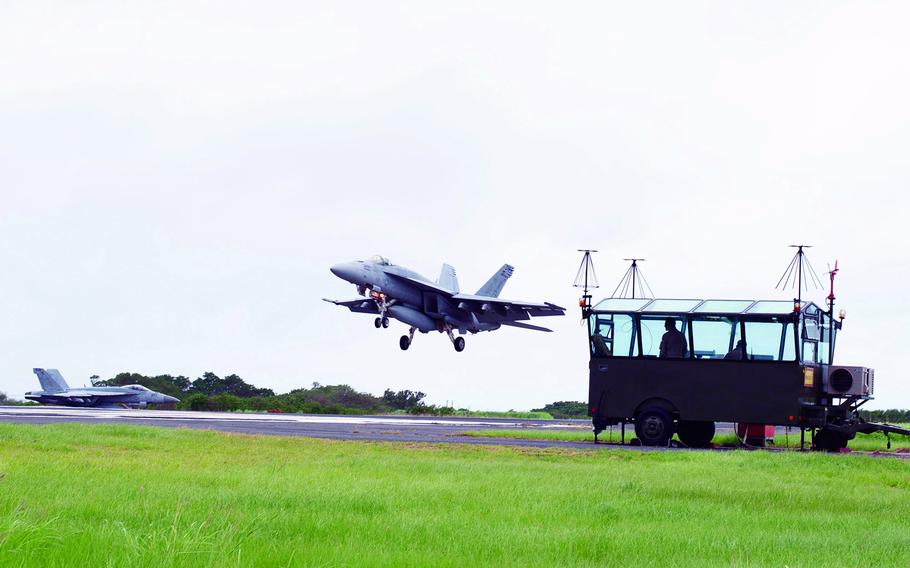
585,298,910,450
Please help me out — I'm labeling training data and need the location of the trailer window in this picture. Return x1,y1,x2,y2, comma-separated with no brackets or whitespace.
640,316,690,358
590,314,638,357
743,318,796,361
690,316,742,359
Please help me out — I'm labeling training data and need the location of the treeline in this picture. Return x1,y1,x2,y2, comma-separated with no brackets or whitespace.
860,409,910,424
97,372,447,414
531,401,588,419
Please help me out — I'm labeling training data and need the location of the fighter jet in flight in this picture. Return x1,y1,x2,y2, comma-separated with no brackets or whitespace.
24,368,179,408
325,255,565,351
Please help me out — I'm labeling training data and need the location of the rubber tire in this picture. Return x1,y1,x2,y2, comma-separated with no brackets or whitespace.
453,337,465,352
399,336,410,351
814,428,849,451
381,317,390,328
374,317,382,328
634,407,674,447
677,421,716,448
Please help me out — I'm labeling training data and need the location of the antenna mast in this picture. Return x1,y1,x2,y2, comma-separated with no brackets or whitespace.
574,249,599,313
611,258,654,299
776,244,823,309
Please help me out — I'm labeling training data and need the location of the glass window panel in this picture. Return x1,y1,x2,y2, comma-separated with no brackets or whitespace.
803,316,821,341
641,299,702,313
691,316,743,360
694,300,754,314
590,314,638,357
818,314,834,364
640,316,690,358
592,298,652,312
743,318,797,361
802,341,817,364
746,301,801,315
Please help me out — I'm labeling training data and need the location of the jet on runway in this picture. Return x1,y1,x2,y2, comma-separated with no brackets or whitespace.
24,368,180,408
325,255,564,351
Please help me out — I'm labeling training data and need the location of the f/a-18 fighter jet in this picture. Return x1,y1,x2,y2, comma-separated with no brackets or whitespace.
24,368,179,408
324,255,565,352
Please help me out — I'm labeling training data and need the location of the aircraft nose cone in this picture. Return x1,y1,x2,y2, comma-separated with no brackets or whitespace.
330,262,358,283
163,395,179,404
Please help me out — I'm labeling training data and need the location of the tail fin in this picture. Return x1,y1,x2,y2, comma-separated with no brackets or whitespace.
33,368,69,392
438,264,460,293
476,264,514,298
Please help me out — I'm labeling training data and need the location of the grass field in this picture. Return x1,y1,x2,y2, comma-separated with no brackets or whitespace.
463,426,910,451
1,424,909,567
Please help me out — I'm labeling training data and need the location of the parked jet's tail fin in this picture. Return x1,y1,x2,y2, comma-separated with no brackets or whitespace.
476,264,514,298
33,368,69,392
438,264,459,293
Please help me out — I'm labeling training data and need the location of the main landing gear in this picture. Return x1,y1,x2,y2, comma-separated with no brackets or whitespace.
445,326,466,352
399,327,416,350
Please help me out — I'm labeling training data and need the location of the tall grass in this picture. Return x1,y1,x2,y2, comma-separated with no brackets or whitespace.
0,423,908,567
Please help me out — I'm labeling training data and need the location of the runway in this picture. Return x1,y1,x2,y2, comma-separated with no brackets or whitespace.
0,405,606,449
0,406,790,452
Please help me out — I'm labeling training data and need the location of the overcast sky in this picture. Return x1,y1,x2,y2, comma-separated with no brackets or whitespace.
2,1,908,410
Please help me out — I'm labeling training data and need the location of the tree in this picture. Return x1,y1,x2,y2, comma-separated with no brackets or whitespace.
382,389,427,410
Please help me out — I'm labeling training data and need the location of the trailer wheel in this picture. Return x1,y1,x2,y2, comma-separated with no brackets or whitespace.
813,428,849,451
634,407,674,446
677,421,715,448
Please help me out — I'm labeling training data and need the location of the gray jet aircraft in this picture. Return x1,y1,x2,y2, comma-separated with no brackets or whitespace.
325,255,565,351
24,368,180,408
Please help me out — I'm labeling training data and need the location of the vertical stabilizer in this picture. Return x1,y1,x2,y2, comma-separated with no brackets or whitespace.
476,264,514,298
438,264,460,293
33,368,69,392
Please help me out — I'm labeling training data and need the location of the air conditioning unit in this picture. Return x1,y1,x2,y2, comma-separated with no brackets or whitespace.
821,365,874,397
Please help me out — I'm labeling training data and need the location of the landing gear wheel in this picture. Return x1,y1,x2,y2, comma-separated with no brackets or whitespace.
453,337,465,352
381,317,390,328
677,421,715,448
634,407,674,447
813,428,849,451
374,317,382,329
399,335,410,350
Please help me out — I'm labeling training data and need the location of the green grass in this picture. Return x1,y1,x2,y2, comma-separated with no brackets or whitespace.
1,424,909,567
463,426,910,451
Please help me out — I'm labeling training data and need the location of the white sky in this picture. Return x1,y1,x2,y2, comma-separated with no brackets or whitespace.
1,1,908,410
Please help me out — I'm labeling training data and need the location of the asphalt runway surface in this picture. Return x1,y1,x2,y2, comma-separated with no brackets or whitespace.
0,405,750,451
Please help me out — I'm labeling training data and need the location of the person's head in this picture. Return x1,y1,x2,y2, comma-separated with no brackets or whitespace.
664,318,677,331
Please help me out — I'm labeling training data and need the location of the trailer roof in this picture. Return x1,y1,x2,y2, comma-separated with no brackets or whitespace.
591,298,821,315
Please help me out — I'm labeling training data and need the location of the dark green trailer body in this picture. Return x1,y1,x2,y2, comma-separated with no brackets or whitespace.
585,298,906,449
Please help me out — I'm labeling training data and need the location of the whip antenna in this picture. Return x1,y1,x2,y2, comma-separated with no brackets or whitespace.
574,250,599,312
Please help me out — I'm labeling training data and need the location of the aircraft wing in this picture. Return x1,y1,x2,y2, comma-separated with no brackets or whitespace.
58,390,123,397
322,298,380,314
500,321,554,332
452,294,565,317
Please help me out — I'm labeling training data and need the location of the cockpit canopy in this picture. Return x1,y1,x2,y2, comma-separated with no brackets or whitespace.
124,384,151,392
368,255,391,266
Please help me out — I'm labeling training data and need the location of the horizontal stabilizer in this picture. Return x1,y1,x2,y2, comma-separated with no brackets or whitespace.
500,321,553,332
